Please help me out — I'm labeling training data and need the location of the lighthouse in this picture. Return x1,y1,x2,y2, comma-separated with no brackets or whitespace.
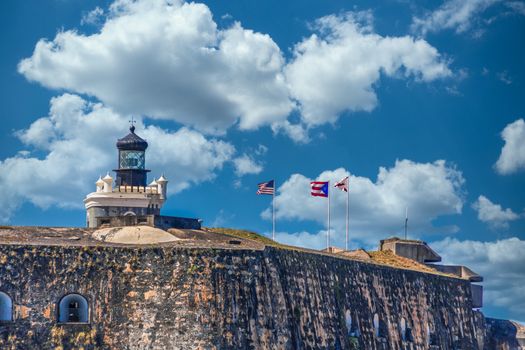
83,125,200,230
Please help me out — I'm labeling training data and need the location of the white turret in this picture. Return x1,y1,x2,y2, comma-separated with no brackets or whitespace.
96,176,105,192
156,175,168,199
102,173,113,193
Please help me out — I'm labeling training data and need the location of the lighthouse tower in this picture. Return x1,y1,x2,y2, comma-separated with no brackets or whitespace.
83,125,171,228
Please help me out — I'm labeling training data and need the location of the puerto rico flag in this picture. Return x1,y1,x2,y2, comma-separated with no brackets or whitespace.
310,181,329,197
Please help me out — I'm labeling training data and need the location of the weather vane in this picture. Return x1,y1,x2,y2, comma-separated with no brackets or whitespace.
129,116,136,132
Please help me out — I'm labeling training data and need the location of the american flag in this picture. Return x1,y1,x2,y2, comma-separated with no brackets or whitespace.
257,180,274,195
310,181,329,197
334,176,349,192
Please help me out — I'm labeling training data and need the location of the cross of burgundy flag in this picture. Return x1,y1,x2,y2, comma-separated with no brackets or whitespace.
310,181,329,197
334,176,349,192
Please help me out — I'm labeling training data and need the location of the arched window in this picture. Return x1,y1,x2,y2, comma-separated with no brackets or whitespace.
400,318,407,341
58,294,89,323
345,310,352,334
0,292,13,322
373,313,380,337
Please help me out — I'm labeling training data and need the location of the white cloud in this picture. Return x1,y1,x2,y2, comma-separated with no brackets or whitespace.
507,1,525,15
285,11,451,127
497,70,513,85
265,160,465,246
254,144,268,156
81,6,104,26
274,230,329,250
271,120,310,144
0,94,235,223
232,154,263,176
495,118,525,175
411,0,502,36
18,0,292,134
472,195,520,229
431,237,525,322
18,2,452,143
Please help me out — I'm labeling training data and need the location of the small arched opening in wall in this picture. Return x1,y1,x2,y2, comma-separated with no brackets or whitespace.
373,313,388,338
399,317,413,342
400,317,407,341
345,310,353,333
345,310,361,338
58,293,89,324
373,313,380,337
0,291,13,322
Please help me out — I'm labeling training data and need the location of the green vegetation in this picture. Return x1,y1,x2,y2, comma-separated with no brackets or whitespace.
348,336,360,349
204,227,283,247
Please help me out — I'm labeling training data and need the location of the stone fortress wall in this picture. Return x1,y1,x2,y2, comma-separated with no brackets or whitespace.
0,241,510,350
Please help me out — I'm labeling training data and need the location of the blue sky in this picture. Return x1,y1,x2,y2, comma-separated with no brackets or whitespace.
1,0,524,322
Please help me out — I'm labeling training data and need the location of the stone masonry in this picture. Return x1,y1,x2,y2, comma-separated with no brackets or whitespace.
0,241,494,350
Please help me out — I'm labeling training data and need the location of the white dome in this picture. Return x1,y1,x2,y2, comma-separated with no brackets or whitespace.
103,173,113,182
156,175,167,183
96,176,105,186
92,226,180,245
149,179,158,186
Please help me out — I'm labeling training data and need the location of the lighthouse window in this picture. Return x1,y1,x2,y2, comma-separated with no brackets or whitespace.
0,292,13,322
58,294,89,323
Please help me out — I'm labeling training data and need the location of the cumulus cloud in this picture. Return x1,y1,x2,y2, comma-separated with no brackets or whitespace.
265,160,465,246
274,230,329,250
18,0,292,134
232,154,263,176
0,94,235,222
495,119,525,175
432,237,525,322
285,11,451,127
81,6,104,26
472,195,520,229
411,0,502,35
271,120,311,144
18,1,452,142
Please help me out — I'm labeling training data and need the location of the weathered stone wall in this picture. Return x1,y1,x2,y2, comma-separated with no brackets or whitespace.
475,315,525,350
0,244,485,349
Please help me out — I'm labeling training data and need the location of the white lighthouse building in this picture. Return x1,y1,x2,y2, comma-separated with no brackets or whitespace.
84,125,199,230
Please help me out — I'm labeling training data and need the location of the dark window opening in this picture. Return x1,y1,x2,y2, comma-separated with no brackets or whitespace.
58,294,89,323
345,310,360,336
400,318,413,342
373,313,387,338
0,292,13,322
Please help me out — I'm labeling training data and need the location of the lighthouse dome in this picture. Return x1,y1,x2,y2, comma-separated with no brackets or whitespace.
116,125,148,151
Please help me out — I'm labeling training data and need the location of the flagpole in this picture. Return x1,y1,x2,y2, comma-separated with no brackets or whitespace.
346,185,349,251
272,180,276,241
404,207,408,240
327,181,330,249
